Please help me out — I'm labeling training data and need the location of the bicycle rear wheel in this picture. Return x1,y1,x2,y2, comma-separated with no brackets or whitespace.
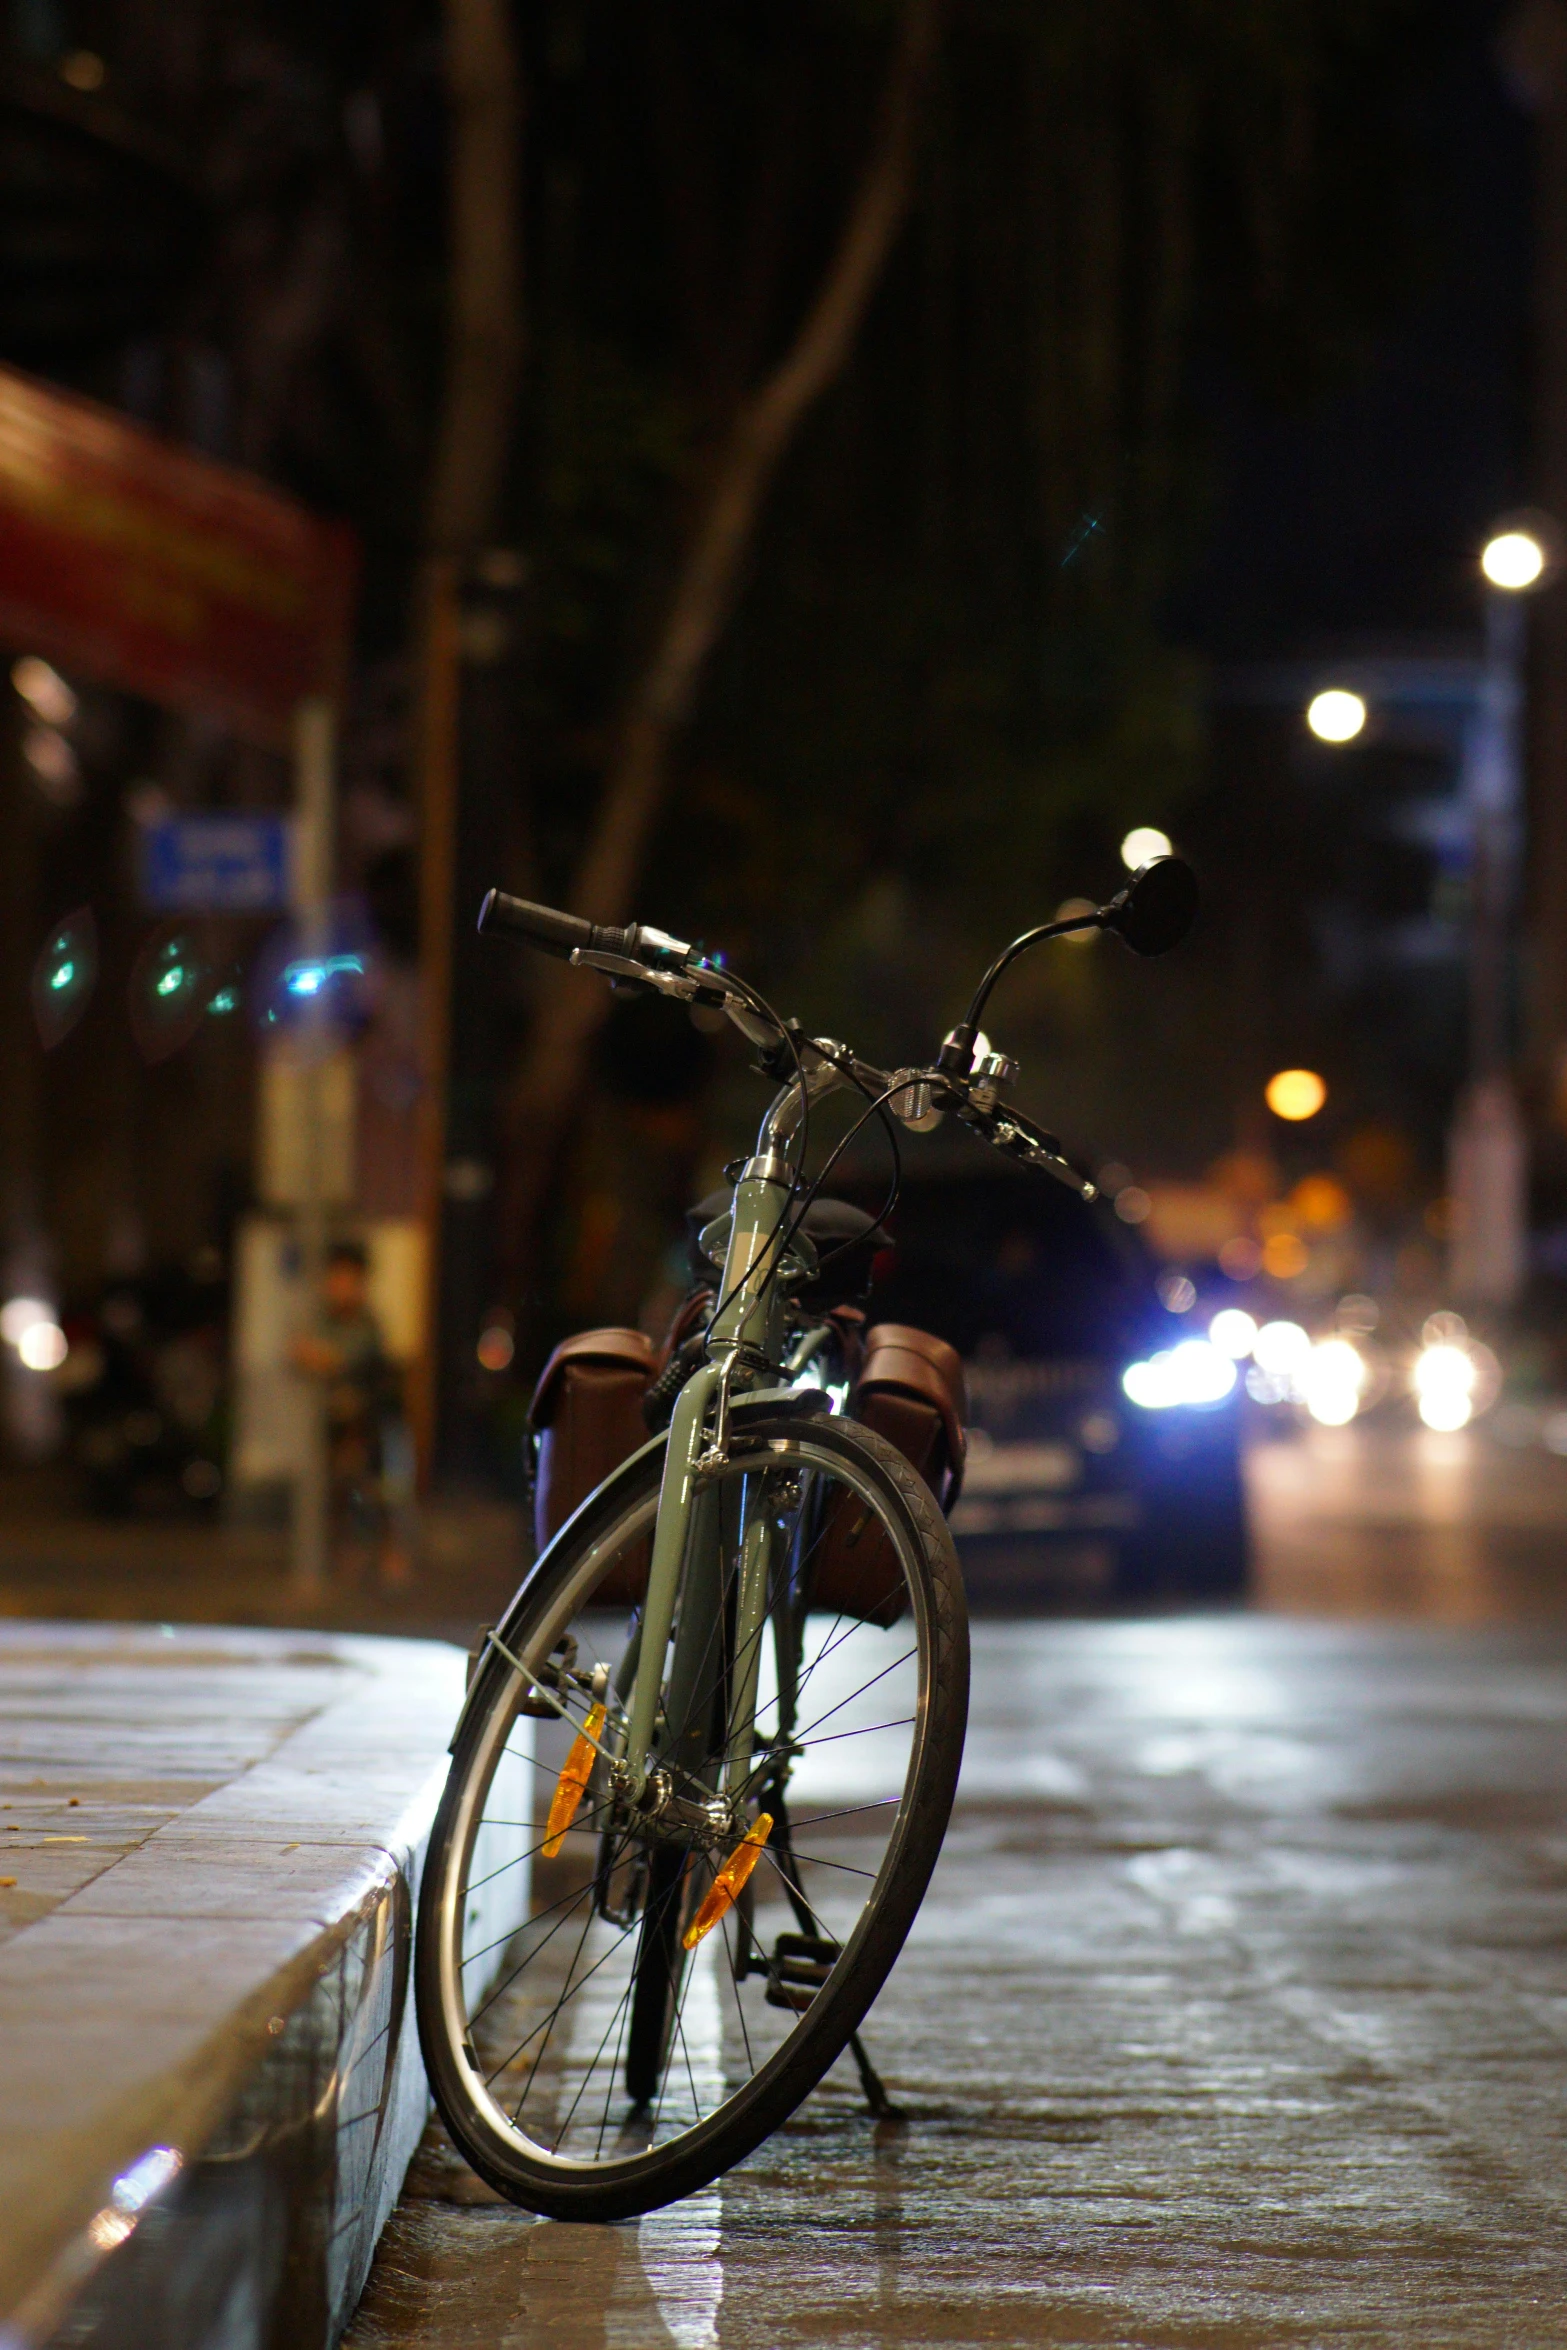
415,1408,968,2221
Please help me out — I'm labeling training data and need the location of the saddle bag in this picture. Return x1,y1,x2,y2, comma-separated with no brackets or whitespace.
810,1324,967,1628
530,1328,656,1601
529,1315,966,1627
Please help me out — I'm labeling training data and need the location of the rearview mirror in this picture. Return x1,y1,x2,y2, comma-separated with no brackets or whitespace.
1100,856,1198,957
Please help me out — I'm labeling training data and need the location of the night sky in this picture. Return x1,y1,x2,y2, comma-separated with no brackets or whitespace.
1182,1,1532,661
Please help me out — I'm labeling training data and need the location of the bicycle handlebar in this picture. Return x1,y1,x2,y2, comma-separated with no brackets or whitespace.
477,889,630,959
476,885,1098,1197
477,889,692,968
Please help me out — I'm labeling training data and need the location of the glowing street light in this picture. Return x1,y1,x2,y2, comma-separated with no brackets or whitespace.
1481,529,1546,593
17,1320,66,1372
1265,1068,1326,1121
1120,826,1172,871
11,655,76,726
1306,688,1366,744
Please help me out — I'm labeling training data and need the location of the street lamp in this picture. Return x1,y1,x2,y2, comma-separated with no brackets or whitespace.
1449,514,1556,1308
1120,825,1172,870
1265,1068,1326,1122
1305,688,1367,744
1481,527,1547,592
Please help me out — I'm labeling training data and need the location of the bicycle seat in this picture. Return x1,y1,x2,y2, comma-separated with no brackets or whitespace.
684,1190,891,1310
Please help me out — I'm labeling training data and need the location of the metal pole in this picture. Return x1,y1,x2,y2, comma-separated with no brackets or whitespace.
290,694,335,1595
410,556,461,1491
1523,42,1567,1104
1450,596,1527,1306
1471,593,1525,1081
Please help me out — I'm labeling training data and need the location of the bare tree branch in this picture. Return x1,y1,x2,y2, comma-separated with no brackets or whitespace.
501,0,944,1302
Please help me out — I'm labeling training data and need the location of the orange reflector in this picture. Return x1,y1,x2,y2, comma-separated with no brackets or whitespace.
541,1702,605,1858
683,1813,773,1950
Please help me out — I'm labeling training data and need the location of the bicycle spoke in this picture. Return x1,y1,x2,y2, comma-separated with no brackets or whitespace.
464,1832,620,2003
758,1843,825,1935
483,1897,599,2092
719,1910,755,2074
750,1609,855,1729
464,1796,612,1903
794,1715,916,1752
508,1892,615,2124
787,1795,901,1831
475,1825,638,2044
595,1969,638,2158
555,1968,638,2149
783,1848,878,1880
792,1646,917,1745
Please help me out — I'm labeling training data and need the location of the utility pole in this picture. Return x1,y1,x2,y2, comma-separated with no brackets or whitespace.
289,693,336,1595
1503,3,1567,1129
1450,588,1529,1304
410,559,461,1487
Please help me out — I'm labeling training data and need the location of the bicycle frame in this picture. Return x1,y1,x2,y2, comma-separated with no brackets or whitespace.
472,864,1189,1796
620,1058,843,1800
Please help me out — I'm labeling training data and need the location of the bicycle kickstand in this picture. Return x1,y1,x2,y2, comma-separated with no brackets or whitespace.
847,2030,903,2122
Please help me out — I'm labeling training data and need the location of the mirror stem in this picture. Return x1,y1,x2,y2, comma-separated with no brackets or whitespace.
949,911,1105,1064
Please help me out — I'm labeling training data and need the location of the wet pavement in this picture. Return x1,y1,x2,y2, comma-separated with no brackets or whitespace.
347,1595,1567,2348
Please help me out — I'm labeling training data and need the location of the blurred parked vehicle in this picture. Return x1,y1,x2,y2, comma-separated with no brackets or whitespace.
864,1164,1250,1607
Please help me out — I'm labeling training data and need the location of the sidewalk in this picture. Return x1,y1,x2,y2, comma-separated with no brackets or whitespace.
0,1621,499,2350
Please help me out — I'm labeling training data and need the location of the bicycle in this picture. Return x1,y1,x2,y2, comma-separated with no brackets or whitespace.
414,854,1197,2221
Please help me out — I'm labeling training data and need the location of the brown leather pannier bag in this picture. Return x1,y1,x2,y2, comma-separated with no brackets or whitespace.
810,1324,967,1628
530,1328,656,1602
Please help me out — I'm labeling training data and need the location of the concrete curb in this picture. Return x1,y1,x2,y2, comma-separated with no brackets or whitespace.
0,1624,507,2350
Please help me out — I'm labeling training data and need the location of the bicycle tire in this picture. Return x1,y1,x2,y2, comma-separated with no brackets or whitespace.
414,1408,968,2222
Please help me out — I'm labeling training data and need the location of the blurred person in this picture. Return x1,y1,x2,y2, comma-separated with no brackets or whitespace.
292,1240,413,1588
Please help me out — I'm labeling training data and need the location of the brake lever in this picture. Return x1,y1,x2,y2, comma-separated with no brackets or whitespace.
569,947,700,999
956,1098,1098,1201
572,953,789,1065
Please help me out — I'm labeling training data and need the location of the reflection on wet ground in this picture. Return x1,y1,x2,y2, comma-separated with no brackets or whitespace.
350,1607,1567,2347
1250,1423,1567,1620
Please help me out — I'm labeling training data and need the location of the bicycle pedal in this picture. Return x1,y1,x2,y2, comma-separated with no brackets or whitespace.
765,1931,841,2012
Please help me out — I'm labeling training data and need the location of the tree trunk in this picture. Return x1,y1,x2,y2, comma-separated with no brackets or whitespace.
424,0,525,555
500,0,944,1308
411,0,524,1478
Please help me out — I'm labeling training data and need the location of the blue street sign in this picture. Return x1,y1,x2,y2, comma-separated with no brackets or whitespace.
140,814,292,914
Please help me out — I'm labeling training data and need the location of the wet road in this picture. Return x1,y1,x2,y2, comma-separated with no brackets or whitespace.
1249,1421,1567,1621
348,1590,1567,2348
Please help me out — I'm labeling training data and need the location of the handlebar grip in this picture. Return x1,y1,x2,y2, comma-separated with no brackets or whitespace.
477,890,633,960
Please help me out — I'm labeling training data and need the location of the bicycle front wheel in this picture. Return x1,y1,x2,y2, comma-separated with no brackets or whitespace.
414,1408,968,2221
